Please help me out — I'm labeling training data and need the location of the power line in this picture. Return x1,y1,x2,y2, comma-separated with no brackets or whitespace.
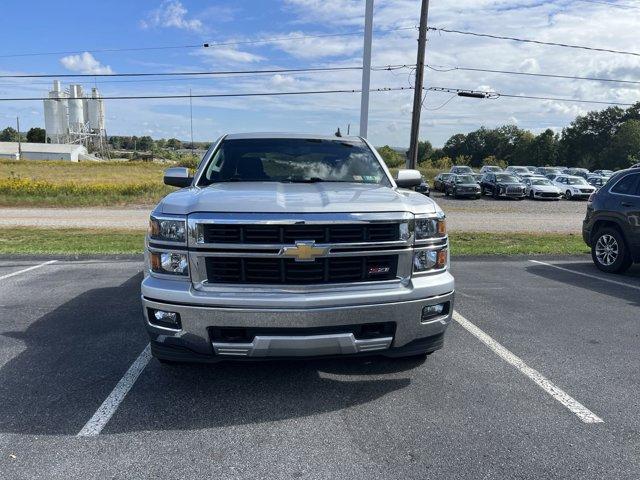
578,0,640,9
427,86,636,106
426,64,640,85
427,26,640,57
0,64,413,80
0,26,417,59
0,86,415,102
0,84,635,108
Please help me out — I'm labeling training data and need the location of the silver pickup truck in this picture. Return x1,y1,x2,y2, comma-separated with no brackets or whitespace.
141,133,454,363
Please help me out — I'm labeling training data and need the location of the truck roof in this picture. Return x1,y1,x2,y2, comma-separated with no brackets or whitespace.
224,132,364,142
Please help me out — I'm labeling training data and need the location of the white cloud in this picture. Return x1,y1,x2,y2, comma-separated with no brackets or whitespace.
195,47,265,64
268,31,361,59
60,52,113,75
140,0,203,32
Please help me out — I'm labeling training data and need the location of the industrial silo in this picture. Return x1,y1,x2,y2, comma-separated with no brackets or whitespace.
44,80,69,143
87,88,105,132
68,84,85,132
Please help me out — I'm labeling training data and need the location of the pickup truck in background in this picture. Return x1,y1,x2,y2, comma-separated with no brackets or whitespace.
141,133,455,363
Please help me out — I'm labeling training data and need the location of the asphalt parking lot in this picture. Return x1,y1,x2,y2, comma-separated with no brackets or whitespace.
0,256,639,479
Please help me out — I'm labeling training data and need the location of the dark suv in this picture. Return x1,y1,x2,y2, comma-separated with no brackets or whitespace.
480,172,526,199
583,167,640,273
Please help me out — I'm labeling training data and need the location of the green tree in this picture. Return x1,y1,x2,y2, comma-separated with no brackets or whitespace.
601,119,640,170
26,127,46,143
377,145,405,168
0,127,19,142
166,138,183,150
137,136,154,151
417,140,433,163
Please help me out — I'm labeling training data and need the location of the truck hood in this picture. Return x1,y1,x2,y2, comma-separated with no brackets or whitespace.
159,182,440,215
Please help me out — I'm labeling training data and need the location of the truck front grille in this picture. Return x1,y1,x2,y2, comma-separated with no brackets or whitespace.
202,223,400,244
205,255,398,285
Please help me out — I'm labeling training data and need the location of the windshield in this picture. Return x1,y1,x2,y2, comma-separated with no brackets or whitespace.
532,179,552,186
200,138,390,186
456,175,476,183
510,167,529,173
454,166,472,172
496,174,520,182
568,177,587,185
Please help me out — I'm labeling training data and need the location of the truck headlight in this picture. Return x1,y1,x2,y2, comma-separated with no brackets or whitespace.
415,215,446,240
149,216,186,243
413,248,447,272
150,252,189,276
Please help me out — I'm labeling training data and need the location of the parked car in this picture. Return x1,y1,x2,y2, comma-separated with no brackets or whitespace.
562,167,591,179
593,169,613,176
450,165,474,175
433,173,454,192
553,175,596,199
444,174,481,199
505,166,531,177
480,172,526,199
583,168,640,273
479,165,503,174
522,177,563,200
534,166,563,177
415,179,431,196
472,173,483,184
143,132,455,363
587,176,607,190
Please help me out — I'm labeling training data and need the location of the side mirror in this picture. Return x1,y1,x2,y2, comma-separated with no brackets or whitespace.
395,169,422,188
164,167,193,188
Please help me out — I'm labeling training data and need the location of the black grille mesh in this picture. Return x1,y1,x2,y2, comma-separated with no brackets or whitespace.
205,255,398,285
202,223,400,244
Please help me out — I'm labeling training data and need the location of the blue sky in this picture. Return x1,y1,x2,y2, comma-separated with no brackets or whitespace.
1,0,639,147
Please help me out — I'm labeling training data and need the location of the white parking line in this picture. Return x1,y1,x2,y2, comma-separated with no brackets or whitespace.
452,310,603,424
0,260,58,281
529,259,640,291
78,344,151,436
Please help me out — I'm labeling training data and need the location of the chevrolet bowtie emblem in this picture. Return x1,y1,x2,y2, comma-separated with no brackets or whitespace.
281,241,328,262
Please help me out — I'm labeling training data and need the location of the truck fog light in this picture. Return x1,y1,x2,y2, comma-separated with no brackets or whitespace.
149,309,182,329
422,302,449,321
150,252,189,276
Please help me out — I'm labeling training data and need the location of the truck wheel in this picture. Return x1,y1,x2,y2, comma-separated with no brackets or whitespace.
565,190,572,200
444,188,449,196
591,227,633,273
529,190,534,199
492,188,499,199
481,186,486,195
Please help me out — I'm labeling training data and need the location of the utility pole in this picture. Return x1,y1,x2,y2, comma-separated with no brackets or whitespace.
407,0,430,169
16,117,22,160
359,0,374,138
189,88,194,152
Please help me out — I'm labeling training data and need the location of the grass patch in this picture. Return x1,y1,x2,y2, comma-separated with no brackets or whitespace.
0,228,145,255
0,178,172,207
0,228,589,256
0,160,176,207
450,232,589,256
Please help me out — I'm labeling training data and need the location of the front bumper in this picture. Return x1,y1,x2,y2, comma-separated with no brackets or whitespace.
141,272,454,361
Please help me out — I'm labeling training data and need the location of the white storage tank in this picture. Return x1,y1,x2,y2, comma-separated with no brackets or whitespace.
44,81,68,141
87,88,105,132
68,84,85,130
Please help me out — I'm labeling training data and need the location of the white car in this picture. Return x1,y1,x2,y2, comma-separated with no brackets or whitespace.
552,175,596,200
522,177,563,200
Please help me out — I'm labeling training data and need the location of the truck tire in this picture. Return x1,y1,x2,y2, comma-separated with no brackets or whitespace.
591,227,633,273
565,190,572,200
